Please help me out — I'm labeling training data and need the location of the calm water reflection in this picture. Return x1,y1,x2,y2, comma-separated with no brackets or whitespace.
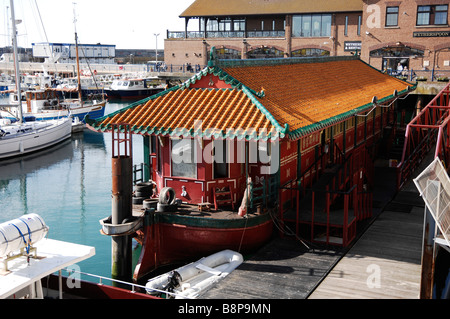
0,102,143,280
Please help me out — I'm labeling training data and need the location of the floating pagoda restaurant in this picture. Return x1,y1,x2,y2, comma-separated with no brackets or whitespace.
87,51,416,281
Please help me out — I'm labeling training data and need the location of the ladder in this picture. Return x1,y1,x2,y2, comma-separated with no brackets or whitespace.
213,186,234,210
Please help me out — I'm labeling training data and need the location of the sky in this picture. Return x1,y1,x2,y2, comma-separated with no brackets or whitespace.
0,0,196,49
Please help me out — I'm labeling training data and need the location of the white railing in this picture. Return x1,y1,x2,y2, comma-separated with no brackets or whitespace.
58,268,192,299
0,61,147,75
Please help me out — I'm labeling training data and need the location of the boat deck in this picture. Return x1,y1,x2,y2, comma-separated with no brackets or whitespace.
0,239,95,299
132,202,260,220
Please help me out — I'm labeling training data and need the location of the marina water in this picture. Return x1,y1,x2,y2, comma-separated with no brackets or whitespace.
0,100,144,283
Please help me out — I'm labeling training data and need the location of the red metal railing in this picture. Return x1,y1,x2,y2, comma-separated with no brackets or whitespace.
278,149,372,246
397,83,450,189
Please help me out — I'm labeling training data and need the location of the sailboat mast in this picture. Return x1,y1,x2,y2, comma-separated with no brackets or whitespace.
73,3,82,105
10,0,23,123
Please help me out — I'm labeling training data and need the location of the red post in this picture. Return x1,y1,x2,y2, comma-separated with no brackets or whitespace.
343,193,348,246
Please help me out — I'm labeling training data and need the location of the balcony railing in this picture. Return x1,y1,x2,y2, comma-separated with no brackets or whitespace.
167,30,285,39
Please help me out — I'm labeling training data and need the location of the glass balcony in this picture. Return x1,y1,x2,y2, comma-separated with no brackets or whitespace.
167,30,285,39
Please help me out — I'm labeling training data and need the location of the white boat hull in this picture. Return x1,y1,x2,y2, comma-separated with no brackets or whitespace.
0,118,72,159
145,249,243,299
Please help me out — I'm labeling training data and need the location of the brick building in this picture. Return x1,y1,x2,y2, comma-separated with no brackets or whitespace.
164,0,450,77
164,0,363,68
361,0,450,76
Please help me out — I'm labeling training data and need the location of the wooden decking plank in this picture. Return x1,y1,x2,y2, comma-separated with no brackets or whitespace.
201,238,343,299
308,198,424,299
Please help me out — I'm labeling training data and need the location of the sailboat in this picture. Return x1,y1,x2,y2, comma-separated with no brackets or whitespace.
1,3,106,124
0,0,71,160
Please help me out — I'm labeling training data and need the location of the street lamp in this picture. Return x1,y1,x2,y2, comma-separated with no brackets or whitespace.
154,33,159,64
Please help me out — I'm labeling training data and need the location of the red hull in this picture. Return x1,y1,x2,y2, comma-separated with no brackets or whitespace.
133,213,273,282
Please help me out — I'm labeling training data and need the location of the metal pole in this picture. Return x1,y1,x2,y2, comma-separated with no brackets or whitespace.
10,0,23,123
73,3,83,105
154,33,159,64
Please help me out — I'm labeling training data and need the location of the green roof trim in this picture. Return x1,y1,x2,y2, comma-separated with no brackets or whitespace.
241,85,286,138
216,55,359,69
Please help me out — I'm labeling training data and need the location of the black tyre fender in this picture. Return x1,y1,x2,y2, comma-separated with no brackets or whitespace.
159,187,176,205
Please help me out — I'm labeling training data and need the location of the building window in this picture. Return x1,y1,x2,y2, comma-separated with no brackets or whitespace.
234,19,245,31
358,15,362,35
171,138,196,178
247,46,284,59
219,19,232,32
344,16,348,36
386,6,399,26
292,14,331,37
291,48,330,57
214,47,241,60
417,5,448,26
369,46,424,57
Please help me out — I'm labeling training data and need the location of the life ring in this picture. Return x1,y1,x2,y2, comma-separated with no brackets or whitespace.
159,187,176,205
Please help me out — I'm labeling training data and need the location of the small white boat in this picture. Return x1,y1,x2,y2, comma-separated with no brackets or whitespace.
0,117,72,160
145,249,243,299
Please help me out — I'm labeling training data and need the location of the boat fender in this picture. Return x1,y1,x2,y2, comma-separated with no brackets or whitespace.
159,187,176,205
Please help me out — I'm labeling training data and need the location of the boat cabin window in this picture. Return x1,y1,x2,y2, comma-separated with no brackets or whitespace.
171,138,197,178
213,139,229,179
257,140,272,165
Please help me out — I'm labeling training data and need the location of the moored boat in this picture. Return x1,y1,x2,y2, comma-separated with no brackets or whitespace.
104,77,165,100
0,117,72,160
57,75,106,98
87,49,416,284
0,1,72,161
3,89,106,123
145,249,243,299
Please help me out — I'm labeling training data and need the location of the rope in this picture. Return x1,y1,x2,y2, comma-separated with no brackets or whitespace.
0,228,8,255
238,214,249,253
268,206,315,251
9,223,31,254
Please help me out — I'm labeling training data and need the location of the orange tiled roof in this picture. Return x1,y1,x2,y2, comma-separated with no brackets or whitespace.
87,55,415,141
218,57,414,138
92,87,280,140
